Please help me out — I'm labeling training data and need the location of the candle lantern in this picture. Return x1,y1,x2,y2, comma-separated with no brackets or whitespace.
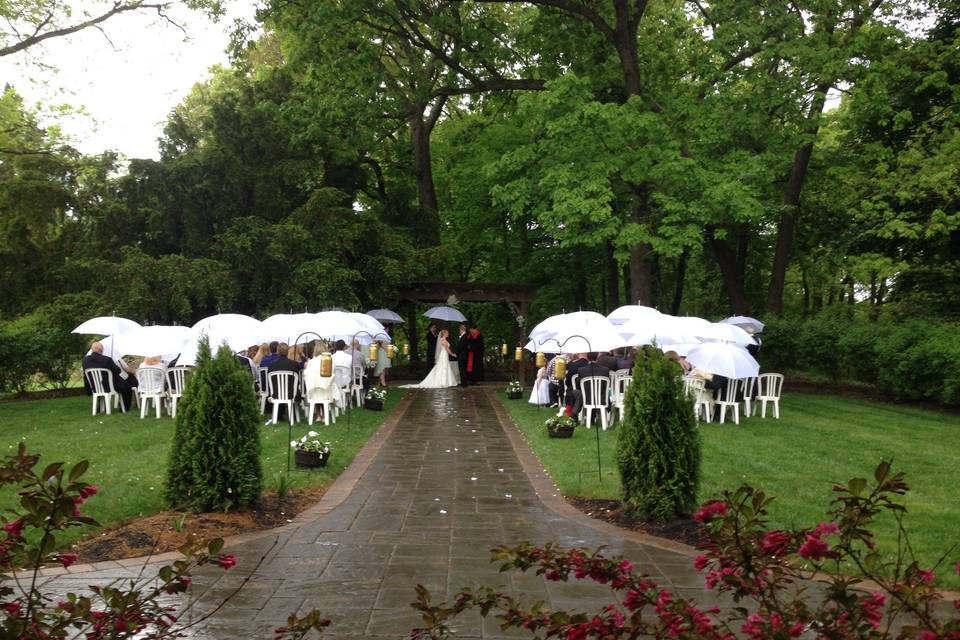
403,343,410,356
554,356,567,380
501,343,508,356
368,342,379,362
386,344,397,359
514,347,523,362
319,352,333,377
535,351,546,368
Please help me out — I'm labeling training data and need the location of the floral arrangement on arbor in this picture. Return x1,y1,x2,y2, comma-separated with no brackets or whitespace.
289,431,331,455
366,387,387,402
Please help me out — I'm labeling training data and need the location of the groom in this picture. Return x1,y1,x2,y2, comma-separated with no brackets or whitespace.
456,323,470,387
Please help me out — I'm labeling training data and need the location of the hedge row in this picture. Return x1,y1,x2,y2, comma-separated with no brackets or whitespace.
759,313,960,405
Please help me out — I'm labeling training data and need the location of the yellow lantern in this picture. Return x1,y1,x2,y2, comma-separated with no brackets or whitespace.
386,344,397,359
368,342,379,362
500,343,508,356
554,356,567,380
319,352,333,377
403,343,410,356
514,347,523,362
535,351,546,368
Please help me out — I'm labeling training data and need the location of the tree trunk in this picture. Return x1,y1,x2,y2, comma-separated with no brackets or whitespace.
406,304,420,364
709,229,752,315
670,250,688,315
575,253,587,309
629,242,653,306
622,263,631,306
766,83,831,315
605,241,620,312
410,110,440,245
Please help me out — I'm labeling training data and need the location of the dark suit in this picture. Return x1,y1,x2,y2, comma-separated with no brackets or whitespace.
456,332,469,386
597,354,618,371
82,352,138,411
567,362,611,418
467,330,485,384
426,330,438,368
267,356,302,402
563,357,589,396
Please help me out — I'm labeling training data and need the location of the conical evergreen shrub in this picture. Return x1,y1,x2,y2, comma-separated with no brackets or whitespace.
164,338,262,511
616,347,701,521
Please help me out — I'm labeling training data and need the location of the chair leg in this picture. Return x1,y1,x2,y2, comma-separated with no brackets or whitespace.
601,409,608,431
733,404,739,425
761,399,767,418
324,404,331,426
773,400,780,419
719,404,726,424
271,403,279,425
92,396,97,416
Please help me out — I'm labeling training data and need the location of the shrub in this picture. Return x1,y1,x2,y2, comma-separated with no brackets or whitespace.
616,347,700,521
164,338,262,512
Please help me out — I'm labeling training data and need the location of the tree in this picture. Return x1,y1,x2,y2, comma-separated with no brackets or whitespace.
164,338,262,512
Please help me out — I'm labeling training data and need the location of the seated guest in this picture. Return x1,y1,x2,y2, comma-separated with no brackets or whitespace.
563,353,590,397
566,353,611,421
267,344,302,417
259,341,281,369
82,341,139,411
331,340,354,389
303,350,341,423
252,343,269,365
139,355,164,369
664,350,691,374
616,348,635,371
545,354,561,406
597,351,618,370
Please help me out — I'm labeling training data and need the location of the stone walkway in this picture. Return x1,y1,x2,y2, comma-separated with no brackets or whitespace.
40,388,718,639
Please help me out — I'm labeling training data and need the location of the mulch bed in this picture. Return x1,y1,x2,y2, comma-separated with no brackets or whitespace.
1,388,85,402
566,497,704,548
71,487,327,563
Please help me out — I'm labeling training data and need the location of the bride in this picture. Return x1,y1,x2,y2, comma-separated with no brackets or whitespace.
402,329,460,388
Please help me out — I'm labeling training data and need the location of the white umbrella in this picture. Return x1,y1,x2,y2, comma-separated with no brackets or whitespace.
658,343,699,357
349,312,391,343
261,313,319,344
721,316,764,333
113,325,191,357
695,322,757,346
528,311,625,353
367,308,404,324
423,306,467,322
88,335,125,360
72,316,141,336
606,305,662,326
179,314,263,365
619,314,705,347
685,343,759,379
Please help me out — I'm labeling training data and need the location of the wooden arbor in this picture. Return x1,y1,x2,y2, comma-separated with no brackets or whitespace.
396,282,537,386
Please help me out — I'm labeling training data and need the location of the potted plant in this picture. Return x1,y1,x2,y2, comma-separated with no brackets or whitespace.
365,387,386,410
291,431,331,468
545,414,576,439
505,380,523,400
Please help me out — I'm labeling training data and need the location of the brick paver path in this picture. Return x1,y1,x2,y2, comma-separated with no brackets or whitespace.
41,388,716,639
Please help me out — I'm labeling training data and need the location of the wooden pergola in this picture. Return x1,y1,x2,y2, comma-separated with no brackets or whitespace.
395,281,537,385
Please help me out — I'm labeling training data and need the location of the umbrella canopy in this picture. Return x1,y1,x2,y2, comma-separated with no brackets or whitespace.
72,316,141,336
527,311,624,353
113,325,191,357
179,314,263,366
619,314,707,347
261,313,320,344
349,313,390,343
658,342,699,357
423,306,467,322
367,308,404,324
721,316,765,333
695,322,757,346
685,343,759,379
606,305,662,326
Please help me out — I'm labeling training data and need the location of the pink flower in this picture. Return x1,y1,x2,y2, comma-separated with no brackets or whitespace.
618,559,633,573
79,484,98,499
693,555,710,571
797,535,830,561
918,631,938,640
217,554,237,570
2,601,22,616
693,501,728,523
3,518,24,539
813,521,839,537
918,569,935,585
760,530,791,556
58,553,78,568
860,592,885,629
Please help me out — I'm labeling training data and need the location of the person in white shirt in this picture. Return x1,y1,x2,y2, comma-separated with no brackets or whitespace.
331,340,353,388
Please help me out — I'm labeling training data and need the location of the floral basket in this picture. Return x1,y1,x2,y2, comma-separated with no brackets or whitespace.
365,387,386,410
545,415,576,439
291,432,331,468
506,381,523,400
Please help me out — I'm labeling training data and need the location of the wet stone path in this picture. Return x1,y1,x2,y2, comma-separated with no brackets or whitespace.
44,388,718,639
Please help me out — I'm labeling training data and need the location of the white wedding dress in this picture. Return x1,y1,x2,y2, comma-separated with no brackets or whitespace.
402,338,460,389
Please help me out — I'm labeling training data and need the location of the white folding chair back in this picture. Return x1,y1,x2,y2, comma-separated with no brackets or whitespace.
756,373,784,418
137,367,166,419
268,371,299,425
579,376,610,430
351,365,365,406
611,373,631,422
257,367,270,414
166,366,190,419
715,378,741,425
85,368,121,415
683,377,713,422
334,365,351,412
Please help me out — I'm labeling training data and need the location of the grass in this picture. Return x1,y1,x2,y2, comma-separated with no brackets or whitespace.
498,390,960,589
0,389,406,548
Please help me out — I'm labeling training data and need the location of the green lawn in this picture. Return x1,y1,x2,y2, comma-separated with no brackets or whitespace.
498,391,960,588
0,390,406,547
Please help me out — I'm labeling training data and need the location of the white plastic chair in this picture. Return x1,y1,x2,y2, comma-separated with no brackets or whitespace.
84,368,122,415
137,367,166,419
306,385,336,426
740,377,757,417
755,373,784,418
610,372,631,422
683,377,713,422
166,366,190,419
257,367,270,414
351,365,365,407
334,365,351,413
267,371,299,425
579,376,610,430
715,378,741,425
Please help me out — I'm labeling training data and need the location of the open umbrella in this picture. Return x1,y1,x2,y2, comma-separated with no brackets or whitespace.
349,312,391,343
685,342,759,379
113,325,191,357
606,305,662,326
721,316,765,333
179,314,263,366
72,316,141,336
367,308,404,324
423,306,467,322
528,311,624,353
261,313,319,344
695,322,757,346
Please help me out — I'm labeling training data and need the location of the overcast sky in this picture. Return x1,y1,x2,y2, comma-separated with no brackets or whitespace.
0,1,259,160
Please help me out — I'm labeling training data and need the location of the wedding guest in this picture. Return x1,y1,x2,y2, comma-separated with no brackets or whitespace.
563,353,589,396
260,341,280,369
374,339,391,387
332,340,353,389
565,353,611,422
616,348,635,371
82,341,139,411
252,343,269,365
597,351,618,370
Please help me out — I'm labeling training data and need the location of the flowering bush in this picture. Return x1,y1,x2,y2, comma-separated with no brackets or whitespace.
290,431,331,455
408,461,960,640
544,414,576,431
366,387,387,402
506,381,523,394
